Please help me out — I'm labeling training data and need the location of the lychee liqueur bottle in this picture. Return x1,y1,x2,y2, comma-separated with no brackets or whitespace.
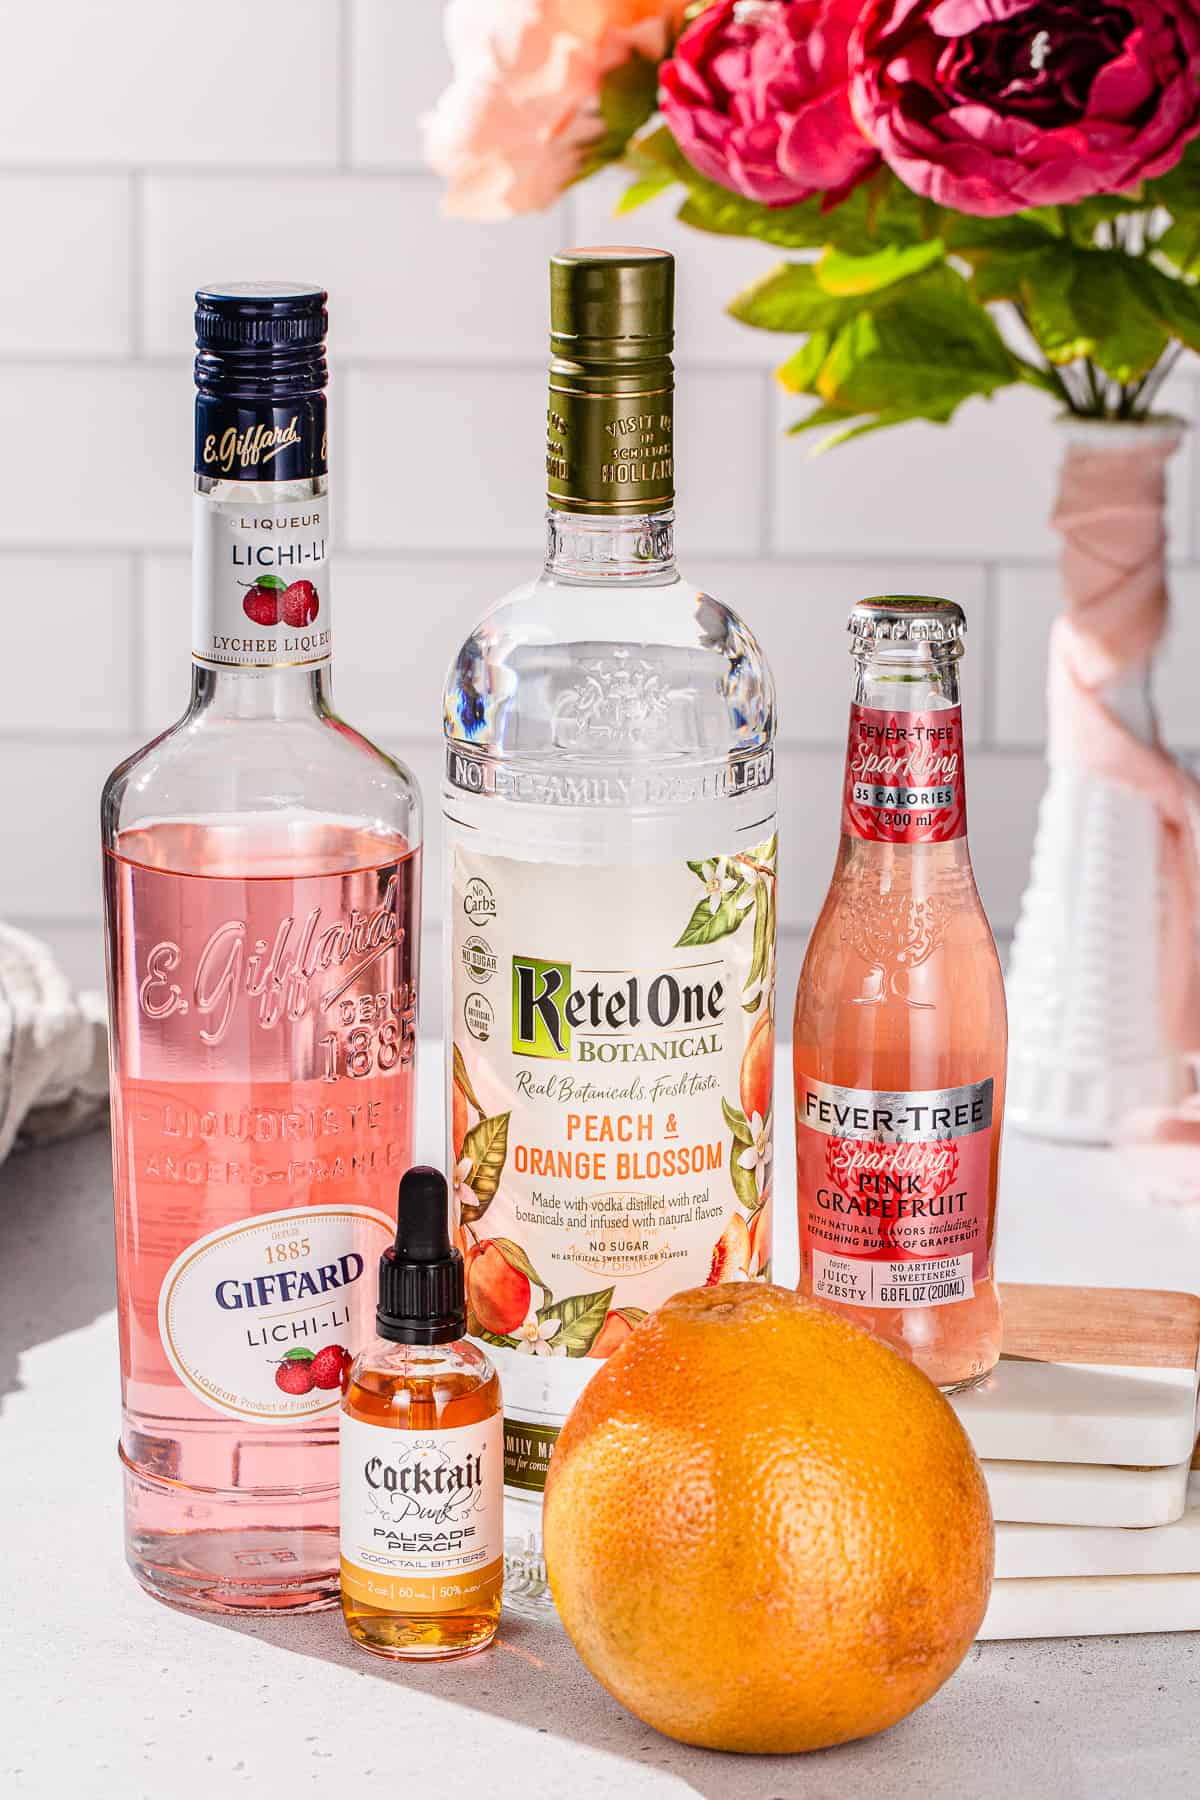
102,283,422,1614
443,248,777,1614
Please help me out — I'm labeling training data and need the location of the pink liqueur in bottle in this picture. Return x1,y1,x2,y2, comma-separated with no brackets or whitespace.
102,286,421,1612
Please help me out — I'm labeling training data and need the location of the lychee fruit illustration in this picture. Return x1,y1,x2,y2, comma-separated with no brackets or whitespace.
310,1343,351,1390
275,1359,315,1395
281,580,320,627
242,579,282,626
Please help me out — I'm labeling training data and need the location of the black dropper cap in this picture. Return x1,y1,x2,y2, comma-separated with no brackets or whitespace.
376,1167,465,1345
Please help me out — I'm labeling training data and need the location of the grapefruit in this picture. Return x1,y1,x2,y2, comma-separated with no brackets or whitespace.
543,1283,992,1754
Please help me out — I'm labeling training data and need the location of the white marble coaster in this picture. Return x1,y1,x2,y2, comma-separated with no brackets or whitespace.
980,1572,1200,1640
953,1354,1199,1468
995,1474,1200,1578
983,1452,1192,1528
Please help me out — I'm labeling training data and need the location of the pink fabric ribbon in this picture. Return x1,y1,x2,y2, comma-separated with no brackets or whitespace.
1048,424,1200,1052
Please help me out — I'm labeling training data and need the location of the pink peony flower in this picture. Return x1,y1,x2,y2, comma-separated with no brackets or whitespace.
851,0,1200,217
660,0,880,209
425,0,690,218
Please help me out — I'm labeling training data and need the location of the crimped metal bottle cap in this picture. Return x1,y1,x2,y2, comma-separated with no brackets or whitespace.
550,247,674,359
849,596,967,650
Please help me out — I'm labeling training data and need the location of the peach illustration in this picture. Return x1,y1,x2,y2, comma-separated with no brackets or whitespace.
739,1009,774,1126
465,1239,531,1335
586,1311,636,1360
706,1212,751,1285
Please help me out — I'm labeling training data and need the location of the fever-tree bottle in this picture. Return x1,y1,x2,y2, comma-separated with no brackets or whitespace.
103,284,421,1613
793,598,1005,1391
443,249,777,1614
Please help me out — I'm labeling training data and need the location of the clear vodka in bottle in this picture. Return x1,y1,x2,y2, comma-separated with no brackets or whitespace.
102,283,421,1613
443,249,777,1614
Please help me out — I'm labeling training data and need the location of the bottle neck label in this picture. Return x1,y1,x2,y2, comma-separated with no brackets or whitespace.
192,490,332,671
842,703,966,844
546,372,674,515
195,395,327,481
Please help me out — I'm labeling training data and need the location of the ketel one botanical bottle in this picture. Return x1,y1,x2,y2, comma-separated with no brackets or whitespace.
443,248,777,1614
102,284,422,1613
340,1167,503,1660
793,598,1005,1392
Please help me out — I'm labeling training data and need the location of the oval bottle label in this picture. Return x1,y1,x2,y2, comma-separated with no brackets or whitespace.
157,1203,393,1420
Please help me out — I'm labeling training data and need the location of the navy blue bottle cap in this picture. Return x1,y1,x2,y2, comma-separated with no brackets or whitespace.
195,282,327,354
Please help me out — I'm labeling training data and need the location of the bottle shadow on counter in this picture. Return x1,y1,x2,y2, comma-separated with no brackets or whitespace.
0,1123,114,1405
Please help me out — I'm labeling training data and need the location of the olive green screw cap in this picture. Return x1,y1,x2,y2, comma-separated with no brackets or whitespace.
550,247,674,359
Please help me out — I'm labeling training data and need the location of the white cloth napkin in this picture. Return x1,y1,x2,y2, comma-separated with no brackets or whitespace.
0,925,108,1161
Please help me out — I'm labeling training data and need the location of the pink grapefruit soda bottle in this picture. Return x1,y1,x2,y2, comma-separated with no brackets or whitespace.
793,598,1005,1391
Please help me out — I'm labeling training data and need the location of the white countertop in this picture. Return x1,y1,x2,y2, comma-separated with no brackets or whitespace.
3,1050,1200,1800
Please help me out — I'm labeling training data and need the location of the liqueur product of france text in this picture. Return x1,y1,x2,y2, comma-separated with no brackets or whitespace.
793,598,1006,1391
102,284,422,1612
443,249,777,1614
341,1167,502,1660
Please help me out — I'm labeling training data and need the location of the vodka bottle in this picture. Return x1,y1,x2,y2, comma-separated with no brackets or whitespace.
443,249,777,1613
793,598,1005,1391
102,284,422,1613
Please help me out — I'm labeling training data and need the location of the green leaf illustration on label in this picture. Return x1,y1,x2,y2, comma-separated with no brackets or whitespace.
537,1286,616,1356
488,1237,550,1295
452,1042,484,1115
730,1149,761,1211
459,1111,511,1222
722,1098,754,1144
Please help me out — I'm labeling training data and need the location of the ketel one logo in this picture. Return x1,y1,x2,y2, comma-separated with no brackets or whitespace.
512,956,573,1061
511,956,725,1061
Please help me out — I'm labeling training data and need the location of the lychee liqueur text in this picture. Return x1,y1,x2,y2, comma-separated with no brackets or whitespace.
448,836,777,1492
192,491,333,673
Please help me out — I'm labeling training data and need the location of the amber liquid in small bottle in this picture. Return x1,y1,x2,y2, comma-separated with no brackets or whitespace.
341,1343,501,1659
340,1166,503,1659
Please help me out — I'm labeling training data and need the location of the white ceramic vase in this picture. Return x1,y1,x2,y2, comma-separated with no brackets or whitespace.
1006,419,1194,1144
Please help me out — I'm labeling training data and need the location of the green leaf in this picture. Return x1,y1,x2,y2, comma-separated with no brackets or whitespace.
459,1111,510,1221
816,238,945,297
615,1307,648,1328
1153,220,1200,281
730,1142,760,1209
811,403,962,451
255,574,286,591
722,1097,753,1144
815,270,1015,416
490,1236,549,1294
786,401,860,437
1128,260,1200,355
283,1347,315,1362
1021,249,1169,379
747,881,769,991
1144,136,1200,219
676,890,747,948
728,262,852,334
746,832,778,869
538,1287,615,1356
570,55,659,185
770,326,835,391
616,168,675,215
472,1325,519,1350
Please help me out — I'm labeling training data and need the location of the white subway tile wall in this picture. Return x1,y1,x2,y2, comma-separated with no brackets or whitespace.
1,3,1197,1026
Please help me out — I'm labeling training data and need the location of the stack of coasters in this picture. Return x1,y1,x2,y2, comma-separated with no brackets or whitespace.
948,1284,1200,1639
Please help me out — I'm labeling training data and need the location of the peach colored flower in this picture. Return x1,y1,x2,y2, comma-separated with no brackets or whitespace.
425,0,689,218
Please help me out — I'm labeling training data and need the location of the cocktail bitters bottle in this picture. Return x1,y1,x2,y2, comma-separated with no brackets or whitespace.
793,598,1005,1392
102,283,422,1613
